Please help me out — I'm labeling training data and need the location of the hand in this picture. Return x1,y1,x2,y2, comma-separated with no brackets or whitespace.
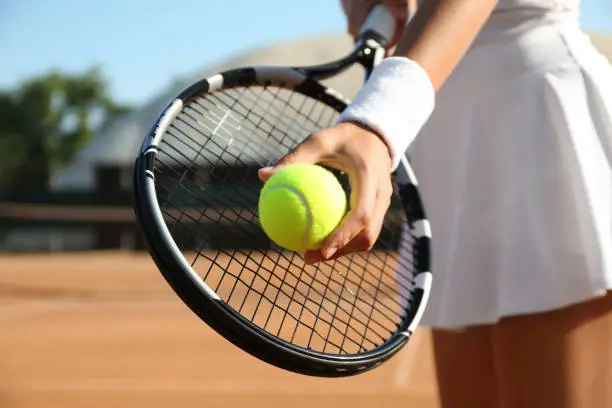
258,122,394,264
340,0,410,48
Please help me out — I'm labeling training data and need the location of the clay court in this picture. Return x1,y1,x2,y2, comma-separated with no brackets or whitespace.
0,252,440,408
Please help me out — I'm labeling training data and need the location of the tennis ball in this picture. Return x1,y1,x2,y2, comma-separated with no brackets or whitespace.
258,164,347,252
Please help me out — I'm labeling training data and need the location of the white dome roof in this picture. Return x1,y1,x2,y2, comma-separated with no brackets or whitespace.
50,32,611,191
50,33,363,190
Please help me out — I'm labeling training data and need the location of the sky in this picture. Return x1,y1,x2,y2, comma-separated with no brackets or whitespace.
1,0,610,106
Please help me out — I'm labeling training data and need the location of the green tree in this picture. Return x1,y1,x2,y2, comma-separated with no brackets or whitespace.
0,67,132,195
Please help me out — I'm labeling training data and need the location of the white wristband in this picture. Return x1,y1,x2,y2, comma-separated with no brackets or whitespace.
337,57,435,171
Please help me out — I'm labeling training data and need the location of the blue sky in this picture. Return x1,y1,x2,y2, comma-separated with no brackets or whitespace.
1,0,610,106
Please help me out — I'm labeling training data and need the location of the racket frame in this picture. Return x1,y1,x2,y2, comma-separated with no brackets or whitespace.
132,25,432,378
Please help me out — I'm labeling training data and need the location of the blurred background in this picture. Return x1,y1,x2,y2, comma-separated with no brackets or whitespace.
0,1,610,407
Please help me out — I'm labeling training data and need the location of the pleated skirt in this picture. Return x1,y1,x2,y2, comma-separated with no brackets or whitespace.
407,10,612,328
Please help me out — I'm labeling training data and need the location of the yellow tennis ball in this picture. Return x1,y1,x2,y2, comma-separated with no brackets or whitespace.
258,164,347,252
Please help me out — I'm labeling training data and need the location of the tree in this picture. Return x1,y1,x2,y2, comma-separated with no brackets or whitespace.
0,67,132,195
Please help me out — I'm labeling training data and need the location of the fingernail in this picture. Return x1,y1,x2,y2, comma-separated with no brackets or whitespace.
304,253,315,265
259,166,274,172
322,246,337,259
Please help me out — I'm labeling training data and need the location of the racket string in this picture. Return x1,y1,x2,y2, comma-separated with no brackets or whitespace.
206,86,394,347
155,84,417,354
158,168,411,350
321,256,365,353
198,86,363,343
161,178,404,347
158,183,397,345
159,176,402,348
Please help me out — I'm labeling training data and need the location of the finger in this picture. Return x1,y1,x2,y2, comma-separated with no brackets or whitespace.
347,1,378,41
305,177,391,264
390,17,407,47
305,231,377,264
320,159,378,260
304,170,392,264
304,250,323,265
257,133,330,182
385,0,409,20
305,235,368,264
355,176,392,251
382,1,409,49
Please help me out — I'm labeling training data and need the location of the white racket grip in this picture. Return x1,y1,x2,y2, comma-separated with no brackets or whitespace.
358,4,396,44
337,57,435,171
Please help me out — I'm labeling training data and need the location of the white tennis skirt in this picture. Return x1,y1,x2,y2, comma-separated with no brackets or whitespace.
406,9,612,328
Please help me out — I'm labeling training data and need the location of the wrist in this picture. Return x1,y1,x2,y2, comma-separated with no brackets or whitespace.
337,56,435,171
343,120,394,167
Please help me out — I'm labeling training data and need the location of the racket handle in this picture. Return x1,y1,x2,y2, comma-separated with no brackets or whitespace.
358,4,397,46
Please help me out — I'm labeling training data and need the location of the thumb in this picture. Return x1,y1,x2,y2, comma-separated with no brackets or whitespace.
258,134,329,182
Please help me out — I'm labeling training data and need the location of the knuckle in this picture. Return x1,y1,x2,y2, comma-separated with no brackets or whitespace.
360,229,378,251
349,154,374,179
308,132,333,154
354,155,370,172
279,150,297,165
354,210,372,227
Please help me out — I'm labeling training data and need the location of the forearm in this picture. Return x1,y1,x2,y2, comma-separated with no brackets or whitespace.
394,0,497,90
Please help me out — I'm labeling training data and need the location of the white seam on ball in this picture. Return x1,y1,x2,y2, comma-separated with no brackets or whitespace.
261,184,312,251
337,57,435,171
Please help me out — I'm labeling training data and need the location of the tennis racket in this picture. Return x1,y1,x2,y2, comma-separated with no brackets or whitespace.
132,5,432,377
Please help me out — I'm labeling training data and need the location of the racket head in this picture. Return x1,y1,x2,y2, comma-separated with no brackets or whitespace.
132,65,432,377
